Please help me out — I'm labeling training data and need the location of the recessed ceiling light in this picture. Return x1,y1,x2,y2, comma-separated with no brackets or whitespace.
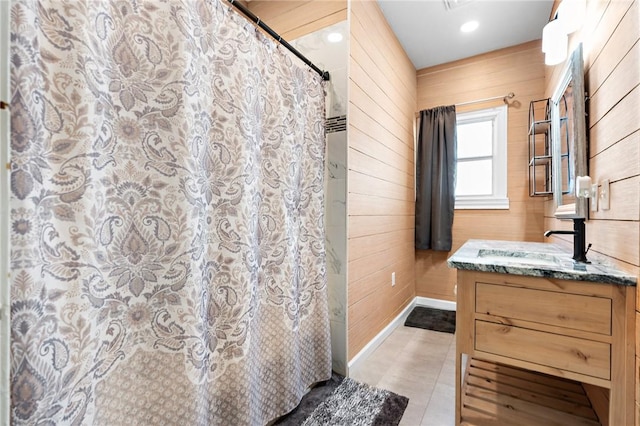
460,20,479,33
327,32,343,43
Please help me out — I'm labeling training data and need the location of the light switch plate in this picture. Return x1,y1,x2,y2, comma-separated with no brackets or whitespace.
601,179,610,210
590,184,598,211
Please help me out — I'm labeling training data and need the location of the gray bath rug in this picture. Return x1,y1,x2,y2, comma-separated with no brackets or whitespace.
301,377,409,426
273,373,344,425
275,374,408,426
404,306,456,333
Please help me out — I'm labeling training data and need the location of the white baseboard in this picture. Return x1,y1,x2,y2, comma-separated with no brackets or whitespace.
347,296,457,373
415,296,456,311
347,299,416,372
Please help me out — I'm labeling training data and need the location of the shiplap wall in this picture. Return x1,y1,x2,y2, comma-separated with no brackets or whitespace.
415,41,547,301
247,1,347,41
543,0,639,420
247,0,417,361
543,0,639,273
347,0,416,359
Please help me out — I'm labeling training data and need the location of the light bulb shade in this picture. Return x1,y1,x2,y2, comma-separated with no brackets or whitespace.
542,19,564,53
558,0,586,34
544,30,568,65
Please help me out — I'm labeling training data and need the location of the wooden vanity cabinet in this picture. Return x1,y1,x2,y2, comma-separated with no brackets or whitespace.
455,270,636,425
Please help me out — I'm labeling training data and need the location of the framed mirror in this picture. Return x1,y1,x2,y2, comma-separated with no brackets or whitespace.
551,43,588,219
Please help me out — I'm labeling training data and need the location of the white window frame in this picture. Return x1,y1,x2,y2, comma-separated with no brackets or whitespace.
455,105,509,210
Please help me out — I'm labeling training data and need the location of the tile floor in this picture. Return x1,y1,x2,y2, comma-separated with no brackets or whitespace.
349,325,456,426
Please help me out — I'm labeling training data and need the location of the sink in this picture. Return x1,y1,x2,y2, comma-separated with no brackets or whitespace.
477,249,561,267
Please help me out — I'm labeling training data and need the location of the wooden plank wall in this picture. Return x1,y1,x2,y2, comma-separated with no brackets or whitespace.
246,0,417,361
543,0,639,420
415,42,547,301
347,0,417,360
543,0,639,272
247,0,347,40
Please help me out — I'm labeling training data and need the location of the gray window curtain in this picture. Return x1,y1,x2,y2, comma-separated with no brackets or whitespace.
415,105,457,251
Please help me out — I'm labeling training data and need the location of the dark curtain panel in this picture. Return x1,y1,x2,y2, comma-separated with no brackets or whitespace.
415,105,457,251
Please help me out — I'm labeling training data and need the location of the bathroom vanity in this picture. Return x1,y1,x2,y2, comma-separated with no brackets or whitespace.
448,240,636,425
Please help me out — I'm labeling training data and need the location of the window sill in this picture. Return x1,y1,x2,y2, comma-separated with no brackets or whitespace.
455,197,510,210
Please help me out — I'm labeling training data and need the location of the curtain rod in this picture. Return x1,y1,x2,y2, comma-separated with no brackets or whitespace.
226,0,330,81
415,92,515,117
455,92,515,107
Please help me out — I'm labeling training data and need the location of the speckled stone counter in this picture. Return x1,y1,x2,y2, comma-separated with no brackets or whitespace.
447,239,636,286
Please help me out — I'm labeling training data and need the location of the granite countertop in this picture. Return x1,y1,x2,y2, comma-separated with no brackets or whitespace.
447,239,636,286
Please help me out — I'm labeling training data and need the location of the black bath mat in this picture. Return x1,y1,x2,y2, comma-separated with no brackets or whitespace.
404,306,456,333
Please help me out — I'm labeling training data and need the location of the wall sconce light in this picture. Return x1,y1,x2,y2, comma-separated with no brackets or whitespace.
542,19,567,65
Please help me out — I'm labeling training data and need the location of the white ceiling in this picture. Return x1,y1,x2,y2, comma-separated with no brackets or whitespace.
377,0,554,70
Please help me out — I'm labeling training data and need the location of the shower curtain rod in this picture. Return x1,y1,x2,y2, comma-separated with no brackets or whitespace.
226,0,330,81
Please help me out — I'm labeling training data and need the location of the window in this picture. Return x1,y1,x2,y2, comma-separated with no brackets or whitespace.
455,105,508,209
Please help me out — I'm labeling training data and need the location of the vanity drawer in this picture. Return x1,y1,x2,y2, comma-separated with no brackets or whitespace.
475,320,611,380
475,282,612,335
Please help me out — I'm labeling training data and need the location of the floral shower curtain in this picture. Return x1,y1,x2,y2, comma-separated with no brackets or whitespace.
9,0,331,424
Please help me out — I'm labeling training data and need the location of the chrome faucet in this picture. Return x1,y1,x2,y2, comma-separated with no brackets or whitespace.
544,218,590,263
